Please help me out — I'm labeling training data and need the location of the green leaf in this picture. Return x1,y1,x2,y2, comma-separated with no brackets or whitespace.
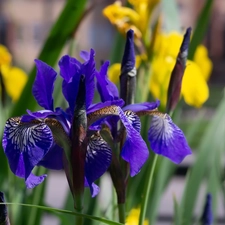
173,195,181,225
188,0,213,59
2,203,123,225
10,0,87,117
179,96,225,225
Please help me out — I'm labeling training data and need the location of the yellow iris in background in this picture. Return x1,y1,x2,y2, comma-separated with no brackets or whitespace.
103,0,159,39
126,208,149,225
150,32,212,108
103,0,213,109
0,44,27,102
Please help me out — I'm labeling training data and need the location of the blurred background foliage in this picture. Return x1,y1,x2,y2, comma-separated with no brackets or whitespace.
0,0,225,224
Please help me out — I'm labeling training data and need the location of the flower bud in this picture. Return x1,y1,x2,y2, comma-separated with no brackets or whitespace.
166,27,192,113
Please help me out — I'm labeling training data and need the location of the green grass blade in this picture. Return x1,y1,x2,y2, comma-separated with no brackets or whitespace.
10,0,87,117
2,203,123,225
188,0,213,59
180,97,225,225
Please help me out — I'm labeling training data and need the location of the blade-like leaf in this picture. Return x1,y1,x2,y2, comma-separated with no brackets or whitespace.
1,203,123,225
10,0,87,117
180,96,225,225
188,0,213,59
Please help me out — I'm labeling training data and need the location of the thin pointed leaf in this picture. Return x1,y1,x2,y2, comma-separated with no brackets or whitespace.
188,0,213,59
10,0,87,116
1,203,123,225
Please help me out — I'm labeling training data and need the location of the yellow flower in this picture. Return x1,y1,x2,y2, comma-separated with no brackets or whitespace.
0,45,11,65
103,0,159,38
126,208,149,225
0,44,27,102
1,65,27,102
150,31,212,108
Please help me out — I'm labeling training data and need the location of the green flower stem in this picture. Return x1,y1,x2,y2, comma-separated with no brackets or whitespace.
138,154,158,225
75,210,84,225
118,203,125,224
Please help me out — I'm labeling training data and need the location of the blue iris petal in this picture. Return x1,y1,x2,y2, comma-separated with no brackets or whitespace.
83,49,96,108
85,133,112,197
2,117,53,187
124,110,141,133
25,173,47,189
38,143,63,170
87,100,124,114
33,59,57,111
84,177,100,197
148,115,192,163
117,107,149,176
96,60,120,102
122,100,160,112
58,55,81,82
59,55,82,113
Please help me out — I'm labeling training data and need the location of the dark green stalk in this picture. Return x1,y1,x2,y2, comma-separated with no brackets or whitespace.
138,154,158,225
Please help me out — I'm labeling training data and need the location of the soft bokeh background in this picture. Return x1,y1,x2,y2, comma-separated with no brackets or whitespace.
1,0,225,224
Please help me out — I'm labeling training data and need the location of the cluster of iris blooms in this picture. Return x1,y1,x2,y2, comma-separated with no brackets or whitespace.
2,28,196,217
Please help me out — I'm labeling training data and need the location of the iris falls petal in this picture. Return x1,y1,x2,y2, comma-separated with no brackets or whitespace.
117,107,149,176
124,110,141,133
85,132,112,196
87,105,149,176
2,117,53,185
148,115,192,164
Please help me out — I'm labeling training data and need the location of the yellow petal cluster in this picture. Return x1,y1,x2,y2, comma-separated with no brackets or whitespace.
150,32,212,108
103,0,159,38
126,208,149,225
0,44,27,102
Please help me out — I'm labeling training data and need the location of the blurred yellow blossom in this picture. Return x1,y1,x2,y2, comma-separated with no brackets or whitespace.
0,45,11,65
126,208,149,225
103,0,159,38
0,44,27,102
150,31,212,108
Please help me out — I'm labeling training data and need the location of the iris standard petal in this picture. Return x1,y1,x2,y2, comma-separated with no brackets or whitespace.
2,117,53,181
117,107,149,176
85,132,112,196
58,55,81,82
33,59,57,111
58,55,82,112
148,115,192,163
122,100,160,112
83,49,95,108
80,50,90,61
62,75,81,113
96,60,120,102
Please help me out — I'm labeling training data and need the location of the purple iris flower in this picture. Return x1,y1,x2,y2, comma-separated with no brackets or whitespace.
2,59,68,189
2,49,149,198
96,29,192,165
59,50,149,196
